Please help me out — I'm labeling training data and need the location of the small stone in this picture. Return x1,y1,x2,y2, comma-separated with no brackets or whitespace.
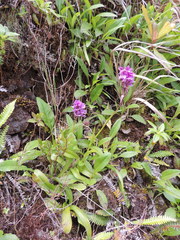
6,134,21,153
7,107,31,134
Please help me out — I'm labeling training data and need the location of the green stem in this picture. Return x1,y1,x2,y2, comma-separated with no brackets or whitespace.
95,109,118,139
59,158,73,177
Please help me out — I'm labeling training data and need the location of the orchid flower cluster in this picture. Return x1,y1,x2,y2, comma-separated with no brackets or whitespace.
72,100,87,118
72,66,135,117
118,66,135,93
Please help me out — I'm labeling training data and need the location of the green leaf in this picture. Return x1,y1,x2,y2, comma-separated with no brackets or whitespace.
11,149,42,164
97,12,117,17
108,166,127,190
109,118,122,138
149,151,174,158
173,103,180,118
133,216,177,226
24,140,40,151
165,208,176,218
131,114,146,125
131,161,143,169
96,190,108,209
81,4,104,17
95,28,103,37
86,212,109,226
123,14,141,32
0,125,9,153
103,18,126,39
74,90,87,98
83,44,90,65
153,159,169,167
44,198,62,211
71,168,96,185
36,97,55,131
96,209,114,217
0,160,32,172
94,232,114,240
80,21,92,35
142,5,152,37
141,162,153,176
0,100,16,128
69,183,86,190
156,180,180,199
65,187,73,203
163,228,180,237
84,0,91,8
171,81,180,91
126,104,139,109
90,84,104,103
71,12,80,28
161,169,180,181
120,151,138,158
76,57,89,78
62,207,72,234
153,134,160,144
164,186,180,199
94,152,112,172
0,233,20,240
98,137,112,147
102,109,115,115
64,149,80,159
32,169,56,193
66,114,74,127
55,173,77,185
56,0,65,12
159,123,165,132
70,205,92,238
154,49,173,71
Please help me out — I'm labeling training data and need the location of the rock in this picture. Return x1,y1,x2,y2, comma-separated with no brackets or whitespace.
6,134,21,153
7,107,31,134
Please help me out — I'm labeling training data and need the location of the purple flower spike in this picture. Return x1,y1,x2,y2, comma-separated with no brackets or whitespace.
72,100,87,118
118,66,135,92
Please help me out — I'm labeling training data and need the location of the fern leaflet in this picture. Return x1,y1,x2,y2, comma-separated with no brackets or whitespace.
0,100,16,128
133,215,177,226
149,151,174,158
0,125,9,153
86,212,110,226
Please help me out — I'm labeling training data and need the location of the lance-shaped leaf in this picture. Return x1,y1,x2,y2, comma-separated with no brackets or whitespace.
96,190,108,209
109,118,122,138
32,169,56,193
158,22,175,39
62,207,72,234
70,205,92,238
93,232,114,240
36,97,55,131
0,160,32,172
142,5,152,38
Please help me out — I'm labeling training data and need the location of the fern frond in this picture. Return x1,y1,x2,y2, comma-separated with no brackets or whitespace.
153,159,169,166
86,212,110,226
152,220,180,235
133,216,177,226
0,100,16,128
149,151,174,158
0,126,9,153
161,220,180,231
